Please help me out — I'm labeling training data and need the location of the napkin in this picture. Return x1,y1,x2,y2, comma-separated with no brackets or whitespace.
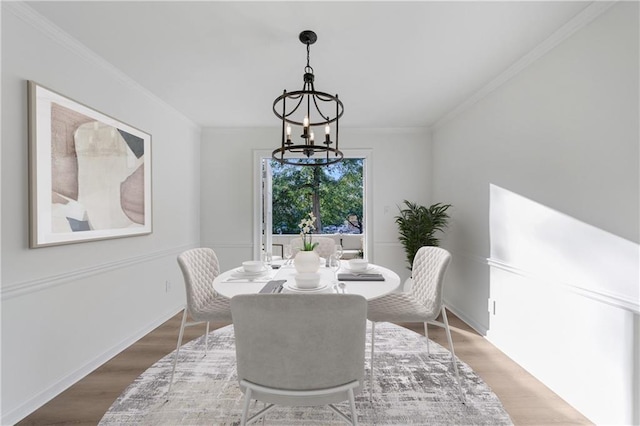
259,280,287,293
337,273,385,281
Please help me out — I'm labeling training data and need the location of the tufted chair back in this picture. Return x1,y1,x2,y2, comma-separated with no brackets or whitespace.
410,246,452,320
177,248,222,322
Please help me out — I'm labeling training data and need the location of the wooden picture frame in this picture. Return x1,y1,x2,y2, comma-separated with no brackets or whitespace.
28,81,152,247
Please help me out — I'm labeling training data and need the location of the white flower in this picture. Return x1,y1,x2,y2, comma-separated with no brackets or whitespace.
298,212,319,251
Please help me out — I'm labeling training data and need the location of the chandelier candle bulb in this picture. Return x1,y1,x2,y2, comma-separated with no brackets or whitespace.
303,115,309,138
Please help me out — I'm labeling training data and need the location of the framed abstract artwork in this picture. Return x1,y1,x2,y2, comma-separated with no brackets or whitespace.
28,81,152,248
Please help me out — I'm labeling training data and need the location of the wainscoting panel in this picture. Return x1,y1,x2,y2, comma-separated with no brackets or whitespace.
1,245,194,425
487,263,638,425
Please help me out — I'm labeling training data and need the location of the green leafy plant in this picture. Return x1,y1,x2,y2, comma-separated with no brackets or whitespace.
395,201,451,270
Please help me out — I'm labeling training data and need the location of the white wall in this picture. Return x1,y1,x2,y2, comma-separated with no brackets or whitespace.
200,127,431,283
431,3,639,424
1,4,201,423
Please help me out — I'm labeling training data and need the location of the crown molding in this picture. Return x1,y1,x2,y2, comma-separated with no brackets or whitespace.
432,1,617,131
3,1,200,132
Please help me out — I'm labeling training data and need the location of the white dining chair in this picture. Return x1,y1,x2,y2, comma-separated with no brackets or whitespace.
367,246,465,402
290,236,336,261
168,247,232,396
231,293,367,425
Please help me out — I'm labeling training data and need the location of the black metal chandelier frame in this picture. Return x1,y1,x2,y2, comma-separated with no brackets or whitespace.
272,30,344,166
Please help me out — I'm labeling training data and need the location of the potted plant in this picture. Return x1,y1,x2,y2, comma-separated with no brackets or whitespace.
395,200,451,270
294,212,321,273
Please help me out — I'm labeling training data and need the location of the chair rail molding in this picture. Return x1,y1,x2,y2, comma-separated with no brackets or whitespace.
204,241,254,249
374,241,404,247
487,257,639,314
1,244,196,300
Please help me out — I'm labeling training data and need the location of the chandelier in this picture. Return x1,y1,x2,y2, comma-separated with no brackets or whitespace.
272,30,344,166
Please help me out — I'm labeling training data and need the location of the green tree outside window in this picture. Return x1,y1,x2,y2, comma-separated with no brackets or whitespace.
270,159,364,234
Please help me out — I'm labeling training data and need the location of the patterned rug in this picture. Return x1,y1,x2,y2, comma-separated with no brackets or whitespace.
100,322,512,425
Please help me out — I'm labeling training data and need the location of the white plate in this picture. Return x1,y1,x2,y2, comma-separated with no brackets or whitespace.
283,282,330,293
342,265,377,274
231,267,270,278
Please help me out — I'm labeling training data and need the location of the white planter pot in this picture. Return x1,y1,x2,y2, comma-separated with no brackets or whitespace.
294,250,320,273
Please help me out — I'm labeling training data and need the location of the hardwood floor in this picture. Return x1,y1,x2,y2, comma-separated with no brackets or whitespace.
17,311,592,425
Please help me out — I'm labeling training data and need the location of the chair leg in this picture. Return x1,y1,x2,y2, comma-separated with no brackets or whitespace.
424,322,430,357
348,388,358,426
244,400,275,425
442,307,465,403
369,322,376,398
204,321,210,356
167,308,188,397
240,388,252,426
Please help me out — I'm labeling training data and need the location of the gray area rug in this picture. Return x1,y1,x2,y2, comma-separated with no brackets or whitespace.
100,322,512,425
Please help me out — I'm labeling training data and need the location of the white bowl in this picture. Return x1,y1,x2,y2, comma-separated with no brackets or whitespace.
348,259,369,272
295,273,321,289
242,260,264,273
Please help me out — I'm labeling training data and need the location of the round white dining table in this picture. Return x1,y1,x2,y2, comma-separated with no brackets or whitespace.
213,261,400,301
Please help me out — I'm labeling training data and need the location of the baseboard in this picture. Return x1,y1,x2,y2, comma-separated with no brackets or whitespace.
2,304,184,425
444,300,488,336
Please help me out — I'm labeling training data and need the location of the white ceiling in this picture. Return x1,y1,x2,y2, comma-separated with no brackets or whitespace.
27,1,591,129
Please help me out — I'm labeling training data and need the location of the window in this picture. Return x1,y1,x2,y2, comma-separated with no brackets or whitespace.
253,150,372,261
270,159,364,235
